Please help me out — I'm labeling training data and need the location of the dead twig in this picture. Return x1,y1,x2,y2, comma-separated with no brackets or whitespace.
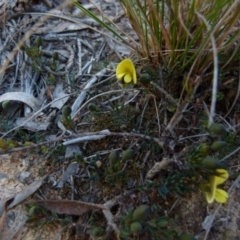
71,68,109,117
43,66,67,76
145,157,174,179
150,81,177,105
0,131,166,155
102,191,133,240
166,97,189,132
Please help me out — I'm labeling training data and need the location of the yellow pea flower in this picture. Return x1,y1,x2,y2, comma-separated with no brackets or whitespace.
116,59,137,85
201,169,229,204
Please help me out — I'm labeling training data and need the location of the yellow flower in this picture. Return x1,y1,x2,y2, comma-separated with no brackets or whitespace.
201,169,229,204
116,59,137,85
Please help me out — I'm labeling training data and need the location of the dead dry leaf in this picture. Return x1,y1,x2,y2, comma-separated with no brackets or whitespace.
30,199,108,216
50,83,69,109
15,117,51,131
0,175,47,216
0,209,6,233
0,176,46,237
52,21,87,33
0,92,41,111
0,198,11,233
0,204,27,240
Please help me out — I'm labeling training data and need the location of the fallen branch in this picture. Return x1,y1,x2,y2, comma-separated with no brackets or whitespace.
0,131,166,155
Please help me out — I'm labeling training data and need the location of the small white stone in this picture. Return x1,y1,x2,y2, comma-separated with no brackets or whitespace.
96,160,102,168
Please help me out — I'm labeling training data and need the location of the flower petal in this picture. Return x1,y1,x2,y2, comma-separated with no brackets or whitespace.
205,192,214,203
124,59,135,72
200,183,215,203
116,59,128,75
215,188,228,203
215,169,229,185
205,191,214,203
205,177,217,203
132,68,137,84
124,73,132,83
209,175,217,200
116,73,126,80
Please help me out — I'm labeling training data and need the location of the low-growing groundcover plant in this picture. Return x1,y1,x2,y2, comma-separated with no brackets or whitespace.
71,0,240,238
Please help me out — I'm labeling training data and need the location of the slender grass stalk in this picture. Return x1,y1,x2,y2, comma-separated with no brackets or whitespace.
195,11,219,127
73,0,139,52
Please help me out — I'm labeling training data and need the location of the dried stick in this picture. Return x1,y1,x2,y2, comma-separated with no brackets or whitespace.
145,157,174,179
0,131,165,155
150,81,177,105
71,68,108,117
102,190,133,240
166,97,189,132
